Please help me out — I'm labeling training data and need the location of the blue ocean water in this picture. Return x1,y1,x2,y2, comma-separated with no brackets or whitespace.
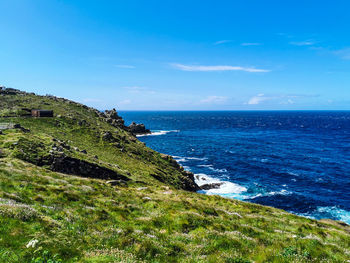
120,111,350,224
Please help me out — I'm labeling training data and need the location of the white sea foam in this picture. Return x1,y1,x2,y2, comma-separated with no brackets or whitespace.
298,206,350,224
185,157,208,161
173,156,208,163
195,173,247,197
174,157,187,163
136,130,180,137
315,206,350,224
197,164,227,173
208,167,227,173
247,189,290,200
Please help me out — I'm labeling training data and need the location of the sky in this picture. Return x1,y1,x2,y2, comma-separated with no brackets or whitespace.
1,0,350,110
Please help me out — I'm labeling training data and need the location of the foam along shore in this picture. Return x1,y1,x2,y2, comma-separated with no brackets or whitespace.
136,130,180,137
195,173,247,199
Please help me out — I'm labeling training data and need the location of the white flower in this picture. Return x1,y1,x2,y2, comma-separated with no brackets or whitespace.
26,239,39,248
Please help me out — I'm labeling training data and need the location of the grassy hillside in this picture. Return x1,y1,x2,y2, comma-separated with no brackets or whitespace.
0,88,349,263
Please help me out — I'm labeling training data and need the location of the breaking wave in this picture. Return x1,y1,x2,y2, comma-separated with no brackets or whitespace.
136,130,180,137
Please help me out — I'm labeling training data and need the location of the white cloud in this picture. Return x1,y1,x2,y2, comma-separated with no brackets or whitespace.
115,64,135,69
279,99,295,105
122,86,156,94
290,40,315,46
171,63,270,73
333,48,350,60
247,94,270,105
241,43,261,46
247,94,317,105
200,96,228,104
214,40,232,45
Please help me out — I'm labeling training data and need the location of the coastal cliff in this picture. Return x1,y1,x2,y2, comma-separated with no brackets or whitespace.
0,88,349,262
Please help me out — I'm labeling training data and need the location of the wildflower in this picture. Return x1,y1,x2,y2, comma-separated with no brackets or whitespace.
26,239,39,248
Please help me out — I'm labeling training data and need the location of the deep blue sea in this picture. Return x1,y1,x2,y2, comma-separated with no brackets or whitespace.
120,111,350,224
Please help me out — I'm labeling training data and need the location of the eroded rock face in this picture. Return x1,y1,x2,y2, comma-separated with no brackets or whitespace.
181,170,201,191
102,131,116,142
104,109,125,128
159,154,200,191
0,87,26,95
200,183,223,190
128,122,151,135
160,154,182,169
50,156,130,181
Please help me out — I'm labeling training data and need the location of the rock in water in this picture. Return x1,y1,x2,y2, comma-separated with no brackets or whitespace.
200,183,224,190
128,122,151,135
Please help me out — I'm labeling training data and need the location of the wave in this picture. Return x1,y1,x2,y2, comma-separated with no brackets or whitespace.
208,167,227,173
247,189,290,200
197,164,227,173
185,157,208,161
173,156,208,163
298,206,350,224
195,173,247,198
136,130,180,137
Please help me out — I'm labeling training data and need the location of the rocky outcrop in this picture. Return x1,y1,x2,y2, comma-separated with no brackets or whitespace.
181,170,200,191
103,109,125,128
128,122,151,135
13,137,129,182
159,154,200,191
0,87,26,95
50,156,129,181
200,182,223,190
102,131,116,142
160,154,182,170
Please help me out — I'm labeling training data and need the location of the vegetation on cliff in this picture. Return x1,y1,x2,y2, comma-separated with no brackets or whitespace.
0,88,349,262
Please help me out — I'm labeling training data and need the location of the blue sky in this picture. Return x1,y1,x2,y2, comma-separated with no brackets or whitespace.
1,0,350,110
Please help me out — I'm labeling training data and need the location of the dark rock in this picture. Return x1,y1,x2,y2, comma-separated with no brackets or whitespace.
128,122,151,135
181,170,201,191
102,131,115,142
50,156,130,181
200,183,224,190
78,120,86,126
13,124,30,133
158,154,199,191
104,108,119,119
81,149,87,154
0,88,24,95
106,180,128,186
104,108,125,128
160,154,181,169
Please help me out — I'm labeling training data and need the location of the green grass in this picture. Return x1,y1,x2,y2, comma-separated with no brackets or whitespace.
0,90,349,262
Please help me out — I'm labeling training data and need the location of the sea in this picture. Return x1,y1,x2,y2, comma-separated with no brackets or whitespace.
120,111,350,224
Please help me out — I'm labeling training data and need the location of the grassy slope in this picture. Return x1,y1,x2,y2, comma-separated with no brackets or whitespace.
0,91,349,263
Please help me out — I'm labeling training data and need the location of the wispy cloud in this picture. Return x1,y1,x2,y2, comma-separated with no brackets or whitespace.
119,99,131,105
200,96,228,104
115,64,135,69
333,48,350,60
122,86,156,94
247,94,270,105
241,43,261,46
171,63,270,73
214,40,232,45
289,40,315,46
247,94,317,105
